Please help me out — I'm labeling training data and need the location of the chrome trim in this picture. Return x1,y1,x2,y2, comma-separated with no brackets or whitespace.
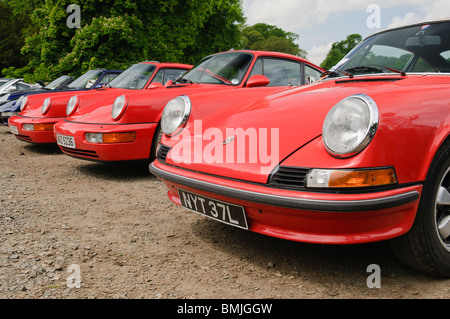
149,163,420,213
323,93,379,158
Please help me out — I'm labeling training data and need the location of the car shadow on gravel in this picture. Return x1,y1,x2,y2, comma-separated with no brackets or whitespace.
191,218,433,282
74,160,154,181
22,143,62,155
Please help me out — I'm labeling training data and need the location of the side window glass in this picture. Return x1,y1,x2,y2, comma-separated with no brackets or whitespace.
152,70,164,84
304,65,322,84
98,73,119,86
249,59,263,77
164,69,188,85
263,59,301,86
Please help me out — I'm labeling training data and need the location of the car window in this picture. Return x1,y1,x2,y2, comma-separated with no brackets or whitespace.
108,63,156,89
98,73,119,87
152,68,189,85
441,50,450,62
411,57,435,72
330,22,450,76
183,52,253,85
305,65,322,84
344,45,413,74
17,83,31,91
68,70,103,89
249,58,304,86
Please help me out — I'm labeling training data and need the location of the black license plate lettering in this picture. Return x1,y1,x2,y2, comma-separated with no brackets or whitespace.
178,189,248,230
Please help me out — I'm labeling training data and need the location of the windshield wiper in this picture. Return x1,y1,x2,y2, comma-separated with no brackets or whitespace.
345,64,406,76
322,68,354,79
172,75,193,84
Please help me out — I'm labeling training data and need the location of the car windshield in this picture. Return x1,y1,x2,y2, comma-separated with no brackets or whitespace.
0,79,10,88
107,63,156,89
180,52,253,85
329,21,450,77
67,70,103,89
45,75,72,90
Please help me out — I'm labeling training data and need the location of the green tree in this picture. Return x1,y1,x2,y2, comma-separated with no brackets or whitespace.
241,23,307,57
320,33,362,70
3,0,245,82
0,1,37,77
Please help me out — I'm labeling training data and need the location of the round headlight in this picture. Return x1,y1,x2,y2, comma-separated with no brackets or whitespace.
161,95,191,136
66,95,79,116
19,96,29,111
322,94,378,158
111,95,128,121
41,97,52,115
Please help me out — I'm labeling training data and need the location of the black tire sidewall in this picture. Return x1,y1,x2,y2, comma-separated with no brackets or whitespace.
416,141,450,275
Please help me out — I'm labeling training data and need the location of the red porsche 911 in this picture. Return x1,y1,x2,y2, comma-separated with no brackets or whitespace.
150,20,450,277
8,62,192,144
53,50,324,162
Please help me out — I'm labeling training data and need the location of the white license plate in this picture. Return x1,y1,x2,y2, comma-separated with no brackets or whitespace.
178,189,248,230
57,134,76,149
9,125,18,135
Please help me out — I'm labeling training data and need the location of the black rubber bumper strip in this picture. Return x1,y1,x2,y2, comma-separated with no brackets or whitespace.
149,163,420,213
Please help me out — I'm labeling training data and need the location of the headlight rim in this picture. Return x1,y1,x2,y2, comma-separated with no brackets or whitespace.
161,95,191,137
41,97,52,115
19,96,29,111
66,95,80,116
322,93,379,159
111,95,129,121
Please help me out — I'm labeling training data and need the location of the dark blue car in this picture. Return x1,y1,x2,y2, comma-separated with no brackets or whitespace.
0,69,121,124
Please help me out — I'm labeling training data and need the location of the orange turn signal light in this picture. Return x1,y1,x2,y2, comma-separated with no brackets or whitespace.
328,168,397,188
33,123,54,131
102,132,136,144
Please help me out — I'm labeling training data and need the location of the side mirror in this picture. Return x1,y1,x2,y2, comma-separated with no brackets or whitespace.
148,82,164,89
246,75,270,88
6,86,17,93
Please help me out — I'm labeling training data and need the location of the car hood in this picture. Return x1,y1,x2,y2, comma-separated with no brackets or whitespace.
66,84,293,125
165,75,450,184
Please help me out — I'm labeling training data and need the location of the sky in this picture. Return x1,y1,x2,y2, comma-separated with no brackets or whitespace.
242,0,450,66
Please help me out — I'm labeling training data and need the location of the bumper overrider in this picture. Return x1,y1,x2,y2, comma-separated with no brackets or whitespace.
150,160,421,244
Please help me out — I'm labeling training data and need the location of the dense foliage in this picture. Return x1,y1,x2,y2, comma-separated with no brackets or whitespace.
1,0,245,82
1,0,311,82
241,23,307,58
320,34,362,70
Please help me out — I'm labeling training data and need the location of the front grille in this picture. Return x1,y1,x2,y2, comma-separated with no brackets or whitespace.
157,144,171,163
268,166,310,189
60,146,99,159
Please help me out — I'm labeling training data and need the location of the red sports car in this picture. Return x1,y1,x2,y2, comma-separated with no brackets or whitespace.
150,20,450,277
53,50,324,162
8,62,191,144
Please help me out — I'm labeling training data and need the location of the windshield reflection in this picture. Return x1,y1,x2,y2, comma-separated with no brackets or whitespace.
108,63,156,89
181,52,253,85
68,70,103,89
329,21,450,77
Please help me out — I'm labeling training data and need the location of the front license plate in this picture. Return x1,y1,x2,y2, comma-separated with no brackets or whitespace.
178,189,248,230
57,134,76,149
9,125,18,135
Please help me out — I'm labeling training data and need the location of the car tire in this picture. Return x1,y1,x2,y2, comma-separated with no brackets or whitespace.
390,138,450,277
149,123,162,162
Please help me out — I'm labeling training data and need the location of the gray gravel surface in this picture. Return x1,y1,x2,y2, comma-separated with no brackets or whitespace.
0,125,449,299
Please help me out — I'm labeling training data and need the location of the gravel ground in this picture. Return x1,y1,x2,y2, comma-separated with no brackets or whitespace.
0,124,449,300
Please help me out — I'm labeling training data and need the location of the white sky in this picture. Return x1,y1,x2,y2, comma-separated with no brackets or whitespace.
242,0,450,66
